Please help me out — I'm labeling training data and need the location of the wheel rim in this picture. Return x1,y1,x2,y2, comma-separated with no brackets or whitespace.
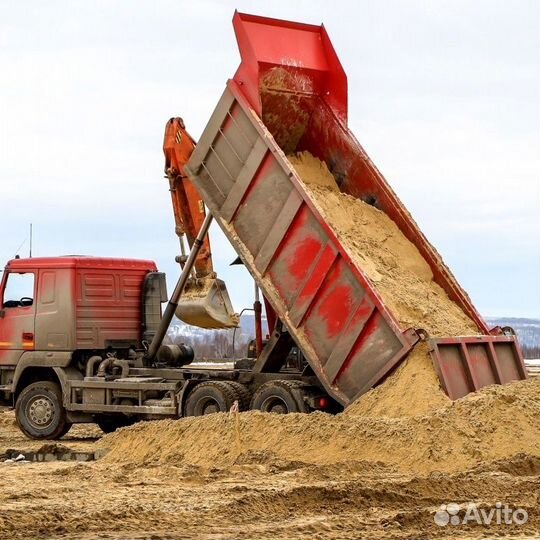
26,394,55,428
199,398,220,415
260,396,289,414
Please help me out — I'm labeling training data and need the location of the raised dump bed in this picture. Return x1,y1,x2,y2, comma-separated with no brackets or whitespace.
185,12,526,405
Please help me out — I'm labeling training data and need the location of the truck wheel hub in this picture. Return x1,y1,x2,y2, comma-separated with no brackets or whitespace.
261,397,288,414
269,403,287,414
202,400,219,415
28,397,54,426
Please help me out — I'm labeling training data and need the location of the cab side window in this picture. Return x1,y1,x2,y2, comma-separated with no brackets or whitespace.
2,273,35,308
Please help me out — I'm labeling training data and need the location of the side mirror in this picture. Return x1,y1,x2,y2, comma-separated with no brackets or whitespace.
0,309,5,319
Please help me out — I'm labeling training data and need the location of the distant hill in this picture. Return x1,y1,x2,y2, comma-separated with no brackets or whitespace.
486,317,540,357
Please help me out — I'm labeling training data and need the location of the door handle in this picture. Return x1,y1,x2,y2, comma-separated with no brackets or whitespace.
22,332,34,341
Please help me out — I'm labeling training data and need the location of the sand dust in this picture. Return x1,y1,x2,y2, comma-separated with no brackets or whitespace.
288,151,479,336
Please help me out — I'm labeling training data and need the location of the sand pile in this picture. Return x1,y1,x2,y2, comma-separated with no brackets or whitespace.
99,377,540,475
0,411,16,428
344,343,450,417
288,151,479,336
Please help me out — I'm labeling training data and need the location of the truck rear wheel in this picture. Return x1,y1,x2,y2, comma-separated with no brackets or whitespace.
250,380,309,414
15,381,71,440
185,381,249,417
225,381,252,411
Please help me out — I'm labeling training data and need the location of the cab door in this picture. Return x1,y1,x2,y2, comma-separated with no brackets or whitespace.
0,271,36,366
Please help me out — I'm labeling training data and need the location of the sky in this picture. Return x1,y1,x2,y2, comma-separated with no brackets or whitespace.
0,0,539,319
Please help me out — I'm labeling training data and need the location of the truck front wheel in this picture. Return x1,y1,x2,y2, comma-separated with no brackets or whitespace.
15,381,71,440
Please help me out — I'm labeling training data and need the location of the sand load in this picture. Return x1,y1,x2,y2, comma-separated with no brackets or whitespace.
288,151,479,337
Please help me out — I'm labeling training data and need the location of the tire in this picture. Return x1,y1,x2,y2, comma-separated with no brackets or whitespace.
95,415,136,434
15,381,71,440
250,380,309,414
185,381,249,417
57,422,73,438
226,381,252,411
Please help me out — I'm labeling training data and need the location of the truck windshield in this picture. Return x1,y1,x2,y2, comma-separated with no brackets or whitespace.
2,272,35,308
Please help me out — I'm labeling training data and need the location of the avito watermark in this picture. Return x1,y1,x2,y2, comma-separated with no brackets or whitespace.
434,502,528,527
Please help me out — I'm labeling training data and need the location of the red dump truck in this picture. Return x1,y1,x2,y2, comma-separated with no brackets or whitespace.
0,12,527,439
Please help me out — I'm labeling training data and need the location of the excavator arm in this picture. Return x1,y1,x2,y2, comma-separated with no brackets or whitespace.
163,117,238,329
163,117,212,277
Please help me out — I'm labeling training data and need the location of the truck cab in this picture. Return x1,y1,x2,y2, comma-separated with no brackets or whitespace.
0,256,158,370
0,256,161,434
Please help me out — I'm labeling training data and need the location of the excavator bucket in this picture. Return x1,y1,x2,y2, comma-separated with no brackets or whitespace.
175,276,239,329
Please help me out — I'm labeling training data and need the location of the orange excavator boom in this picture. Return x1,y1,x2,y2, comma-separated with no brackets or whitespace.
163,117,212,277
162,117,239,329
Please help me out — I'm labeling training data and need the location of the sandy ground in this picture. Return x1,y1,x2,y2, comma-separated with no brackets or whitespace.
1,391,538,540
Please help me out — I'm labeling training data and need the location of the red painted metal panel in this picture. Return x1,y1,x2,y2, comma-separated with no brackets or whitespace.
5,256,156,272
289,242,338,328
429,337,528,400
230,12,487,334
232,11,347,125
75,266,152,349
2,257,156,354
